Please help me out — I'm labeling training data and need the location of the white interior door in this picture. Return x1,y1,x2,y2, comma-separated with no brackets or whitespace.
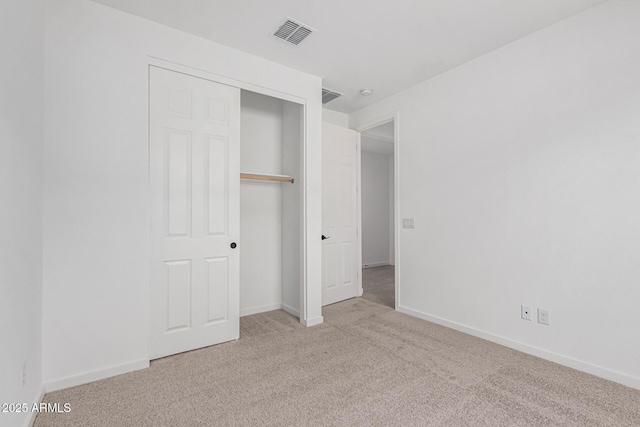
322,122,359,306
149,66,240,359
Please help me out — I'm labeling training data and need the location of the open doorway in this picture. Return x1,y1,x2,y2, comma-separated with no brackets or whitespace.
359,120,395,308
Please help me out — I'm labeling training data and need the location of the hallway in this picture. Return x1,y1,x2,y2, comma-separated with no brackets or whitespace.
362,265,395,308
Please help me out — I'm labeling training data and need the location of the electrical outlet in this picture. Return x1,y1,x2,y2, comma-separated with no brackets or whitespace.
538,308,550,325
22,362,26,388
521,305,532,321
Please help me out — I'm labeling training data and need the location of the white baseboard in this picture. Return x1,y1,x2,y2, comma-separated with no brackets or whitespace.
362,261,391,269
45,358,149,393
24,383,46,427
280,303,300,318
240,303,282,317
397,305,640,390
301,316,324,327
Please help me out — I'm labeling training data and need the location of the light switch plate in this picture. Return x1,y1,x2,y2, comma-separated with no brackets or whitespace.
402,218,414,229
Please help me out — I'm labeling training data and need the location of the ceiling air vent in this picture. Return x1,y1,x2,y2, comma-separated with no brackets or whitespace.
322,88,343,104
273,19,315,45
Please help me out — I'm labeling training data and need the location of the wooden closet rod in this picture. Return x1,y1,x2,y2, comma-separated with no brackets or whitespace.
240,173,294,184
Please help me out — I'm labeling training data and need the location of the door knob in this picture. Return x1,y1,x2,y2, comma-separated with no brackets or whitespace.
230,242,237,249
321,235,330,240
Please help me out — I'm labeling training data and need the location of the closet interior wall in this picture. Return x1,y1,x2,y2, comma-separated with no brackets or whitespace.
239,91,302,317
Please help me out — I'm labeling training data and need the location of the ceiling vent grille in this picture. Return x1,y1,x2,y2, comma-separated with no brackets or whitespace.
322,88,343,104
273,19,315,45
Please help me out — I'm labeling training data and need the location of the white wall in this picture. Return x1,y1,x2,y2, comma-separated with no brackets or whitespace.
43,0,323,391
0,1,44,425
322,108,349,127
281,103,303,316
350,0,640,389
240,92,283,316
361,150,391,266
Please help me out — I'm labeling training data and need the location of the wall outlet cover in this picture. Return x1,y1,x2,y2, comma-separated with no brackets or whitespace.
521,305,532,321
538,308,550,325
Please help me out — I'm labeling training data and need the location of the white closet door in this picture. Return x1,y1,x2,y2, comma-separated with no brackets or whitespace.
149,66,240,359
322,122,359,306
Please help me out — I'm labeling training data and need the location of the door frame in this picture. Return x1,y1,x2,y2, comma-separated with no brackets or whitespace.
147,57,314,332
356,112,400,310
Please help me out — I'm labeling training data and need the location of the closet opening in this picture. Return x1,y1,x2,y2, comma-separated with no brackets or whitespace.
149,65,309,360
239,90,303,319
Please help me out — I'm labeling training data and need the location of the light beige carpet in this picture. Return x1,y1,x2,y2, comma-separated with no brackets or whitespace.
35,298,640,426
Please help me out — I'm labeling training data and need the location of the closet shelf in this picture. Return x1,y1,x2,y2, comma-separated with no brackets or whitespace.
240,172,294,184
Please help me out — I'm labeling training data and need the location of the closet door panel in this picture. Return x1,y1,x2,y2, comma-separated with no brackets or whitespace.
204,135,229,236
205,257,229,323
165,129,192,237
165,260,192,331
150,66,240,359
